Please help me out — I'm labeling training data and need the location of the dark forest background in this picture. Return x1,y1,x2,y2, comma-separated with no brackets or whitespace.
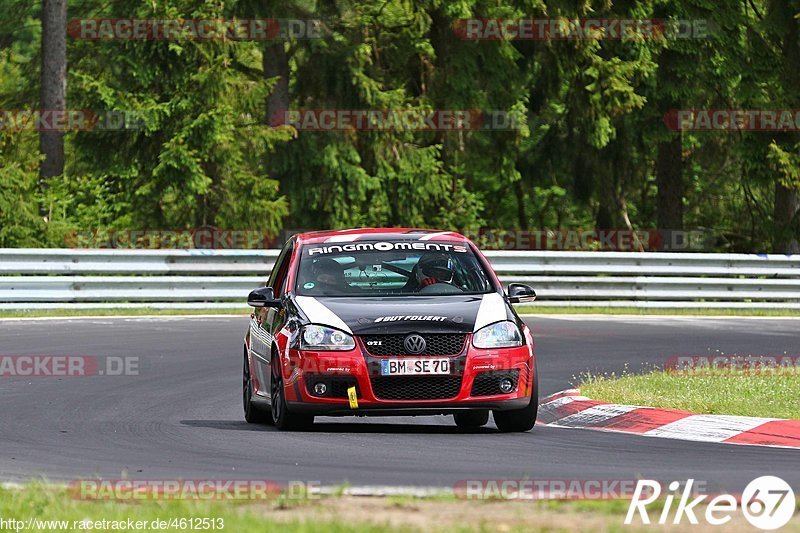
1,0,799,252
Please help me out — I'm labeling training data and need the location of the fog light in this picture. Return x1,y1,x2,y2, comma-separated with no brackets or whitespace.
313,382,327,396
499,378,514,393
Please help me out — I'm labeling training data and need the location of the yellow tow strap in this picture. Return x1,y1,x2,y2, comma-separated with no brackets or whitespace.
347,386,359,409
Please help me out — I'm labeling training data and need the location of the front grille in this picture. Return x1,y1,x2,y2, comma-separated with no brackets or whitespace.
360,334,467,356
305,376,359,399
470,370,520,397
370,375,463,400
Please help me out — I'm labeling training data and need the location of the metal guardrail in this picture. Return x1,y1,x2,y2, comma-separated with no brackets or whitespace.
0,249,798,310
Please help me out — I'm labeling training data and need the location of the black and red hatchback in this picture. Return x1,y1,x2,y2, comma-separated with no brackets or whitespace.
243,228,538,431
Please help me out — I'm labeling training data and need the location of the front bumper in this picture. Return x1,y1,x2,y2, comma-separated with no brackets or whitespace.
286,398,531,416
278,337,535,416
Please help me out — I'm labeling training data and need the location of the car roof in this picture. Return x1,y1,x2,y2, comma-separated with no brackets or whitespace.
294,228,470,246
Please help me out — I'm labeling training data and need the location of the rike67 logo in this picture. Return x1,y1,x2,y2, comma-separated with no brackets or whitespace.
626,476,796,529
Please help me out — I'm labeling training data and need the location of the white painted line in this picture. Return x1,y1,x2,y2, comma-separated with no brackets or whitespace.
539,395,592,408
644,414,778,443
319,485,454,498
552,404,639,427
0,481,454,498
540,391,800,450
540,388,580,404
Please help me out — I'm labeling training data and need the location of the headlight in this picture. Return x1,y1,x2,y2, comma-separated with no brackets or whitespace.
299,325,355,351
473,321,523,349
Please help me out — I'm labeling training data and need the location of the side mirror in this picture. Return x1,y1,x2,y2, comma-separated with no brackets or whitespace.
507,283,536,304
247,287,282,308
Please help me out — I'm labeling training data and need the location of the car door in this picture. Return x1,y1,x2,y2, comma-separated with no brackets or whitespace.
249,238,295,399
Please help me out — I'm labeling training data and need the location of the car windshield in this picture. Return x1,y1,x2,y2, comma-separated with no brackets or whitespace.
295,241,494,297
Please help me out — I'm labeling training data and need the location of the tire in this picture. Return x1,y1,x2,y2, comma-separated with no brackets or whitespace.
493,367,538,433
271,355,314,431
243,348,271,424
453,410,490,429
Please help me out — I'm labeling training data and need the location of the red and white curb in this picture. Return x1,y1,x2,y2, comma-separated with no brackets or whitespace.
538,389,800,449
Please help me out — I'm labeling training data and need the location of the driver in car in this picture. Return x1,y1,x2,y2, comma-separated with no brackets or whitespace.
415,252,456,289
310,257,348,294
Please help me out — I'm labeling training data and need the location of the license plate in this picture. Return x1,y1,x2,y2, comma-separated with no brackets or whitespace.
380,358,450,376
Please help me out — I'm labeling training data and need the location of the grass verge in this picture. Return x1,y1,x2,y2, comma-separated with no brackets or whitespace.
0,483,385,533
2,484,787,533
580,368,800,419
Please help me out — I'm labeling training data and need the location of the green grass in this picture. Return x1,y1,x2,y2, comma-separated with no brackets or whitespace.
517,306,800,317
580,368,800,419
0,483,646,533
3,483,798,532
0,484,405,533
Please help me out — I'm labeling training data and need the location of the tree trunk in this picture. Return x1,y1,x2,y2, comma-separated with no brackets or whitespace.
774,183,800,252
655,49,684,233
656,132,683,229
772,0,800,253
262,40,291,224
514,179,528,230
263,42,290,124
39,0,67,193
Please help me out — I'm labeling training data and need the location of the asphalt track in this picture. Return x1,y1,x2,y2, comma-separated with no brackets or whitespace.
0,315,798,492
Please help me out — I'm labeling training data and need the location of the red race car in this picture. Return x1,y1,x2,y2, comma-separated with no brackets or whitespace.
243,228,538,431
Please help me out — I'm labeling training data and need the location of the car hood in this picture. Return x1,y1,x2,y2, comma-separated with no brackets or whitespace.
293,293,511,335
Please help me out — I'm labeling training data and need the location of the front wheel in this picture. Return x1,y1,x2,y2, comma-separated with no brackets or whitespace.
271,356,314,431
493,370,538,433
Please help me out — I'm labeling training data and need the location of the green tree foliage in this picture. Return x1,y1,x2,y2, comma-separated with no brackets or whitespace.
0,0,798,251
